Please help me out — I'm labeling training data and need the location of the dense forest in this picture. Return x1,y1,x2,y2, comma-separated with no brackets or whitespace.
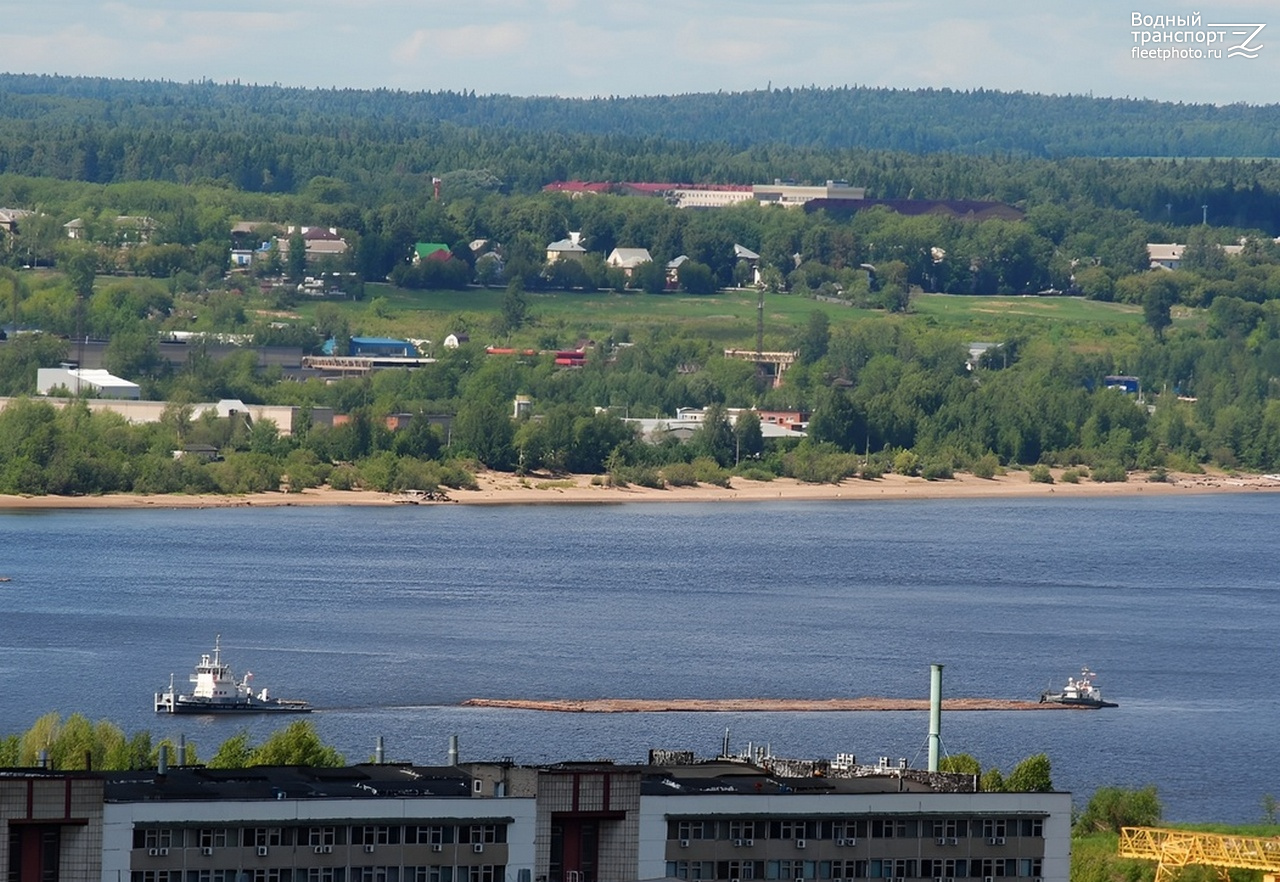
4,74,1280,158
1,75,1280,229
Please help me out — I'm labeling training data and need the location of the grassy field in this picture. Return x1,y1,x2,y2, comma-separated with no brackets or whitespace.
286,284,1155,351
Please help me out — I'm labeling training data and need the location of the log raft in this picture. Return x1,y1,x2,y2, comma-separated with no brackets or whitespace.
461,697,1079,713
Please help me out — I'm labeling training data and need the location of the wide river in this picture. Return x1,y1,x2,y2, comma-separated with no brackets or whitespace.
1,495,1276,823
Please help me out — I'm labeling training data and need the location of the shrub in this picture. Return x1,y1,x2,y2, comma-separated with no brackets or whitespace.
1091,462,1128,483
691,457,731,487
921,458,954,480
1146,467,1169,483
859,460,885,480
971,453,999,479
736,467,774,482
662,462,698,487
1060,469,1081,484
328,464,360,490
893,450,920,477
439,463,478,490
1030,464,1054,484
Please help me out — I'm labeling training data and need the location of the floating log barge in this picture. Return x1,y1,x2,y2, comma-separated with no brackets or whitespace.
462,697,1084,713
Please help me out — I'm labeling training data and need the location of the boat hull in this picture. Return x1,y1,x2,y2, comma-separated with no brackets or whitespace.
159,698,311,714
1039,694,1118,709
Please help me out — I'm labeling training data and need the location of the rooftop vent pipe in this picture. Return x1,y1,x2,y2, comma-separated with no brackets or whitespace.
928,663,943,772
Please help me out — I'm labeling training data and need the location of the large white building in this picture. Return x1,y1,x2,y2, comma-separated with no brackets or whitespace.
36,367,140,400
77,750,1071,882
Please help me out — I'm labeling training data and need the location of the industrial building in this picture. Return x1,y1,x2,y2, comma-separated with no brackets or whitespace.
1,745,1069,882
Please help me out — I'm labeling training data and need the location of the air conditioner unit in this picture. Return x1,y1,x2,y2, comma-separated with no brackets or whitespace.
734,839,744,847
322,845,333,854
936,877,946,882
432,844,444,853
679,839,690,848
257,846,269,857
473,843,485,854
796,839,806,849
363,844,376,854
937,838,948,846
147,849,159,857
986,877,995,881
846,838,857,846
745,839,754,846
836,838,846,847
795,877,806,882
159,848,169,856
995,837,1006,845
314,846,325,854
948,838,959,845
201,847,214,856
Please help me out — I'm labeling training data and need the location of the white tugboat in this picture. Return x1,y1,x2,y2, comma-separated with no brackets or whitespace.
1039,667,1118,708
155,635,312,714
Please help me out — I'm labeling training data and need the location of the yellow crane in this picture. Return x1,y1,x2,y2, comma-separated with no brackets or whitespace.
1119,826,1280,882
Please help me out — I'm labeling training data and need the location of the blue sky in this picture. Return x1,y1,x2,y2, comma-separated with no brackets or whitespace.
1,0,1274,104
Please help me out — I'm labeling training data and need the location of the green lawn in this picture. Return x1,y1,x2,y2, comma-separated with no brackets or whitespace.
284,285,1157,350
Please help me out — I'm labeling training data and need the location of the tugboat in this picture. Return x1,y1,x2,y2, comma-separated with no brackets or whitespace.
1039,667,1118,708
155,635,312,714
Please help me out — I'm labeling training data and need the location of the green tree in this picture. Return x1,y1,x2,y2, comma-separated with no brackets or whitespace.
207,732,254,769
690,402,735,467
501,278,528,332
938,754,981,776
1075,786,1162,834
797,310,830,366
733,410,765,463
287,230,307,282
249,721,345,767
631,260,668,294
1143,276,1178,342
1005,753,1053,792
677,260,717,295
452,396,515,469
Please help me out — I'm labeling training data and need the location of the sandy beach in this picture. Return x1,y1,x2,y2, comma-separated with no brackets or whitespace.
0,467,1277,510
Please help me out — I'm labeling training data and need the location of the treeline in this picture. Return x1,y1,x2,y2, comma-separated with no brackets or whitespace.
3,74,1280,158
0,712,343,769
3,77,1280,230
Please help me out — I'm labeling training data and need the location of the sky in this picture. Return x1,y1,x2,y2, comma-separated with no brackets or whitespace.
0,0,1275,105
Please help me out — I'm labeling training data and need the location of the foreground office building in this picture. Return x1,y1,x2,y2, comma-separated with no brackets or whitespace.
8,751,1070,882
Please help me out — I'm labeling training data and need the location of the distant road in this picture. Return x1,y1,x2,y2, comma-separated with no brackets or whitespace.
462,697,1083,712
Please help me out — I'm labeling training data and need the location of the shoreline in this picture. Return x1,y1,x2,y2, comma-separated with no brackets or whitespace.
0,468,1277,511
461,697,1082,713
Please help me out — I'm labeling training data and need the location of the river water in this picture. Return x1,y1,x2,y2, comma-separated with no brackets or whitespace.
1,495,1276,823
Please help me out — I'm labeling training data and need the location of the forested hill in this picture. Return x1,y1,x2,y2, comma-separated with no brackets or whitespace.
3,73,1280,159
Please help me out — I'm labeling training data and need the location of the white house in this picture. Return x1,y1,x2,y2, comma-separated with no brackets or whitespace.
607,247,653,276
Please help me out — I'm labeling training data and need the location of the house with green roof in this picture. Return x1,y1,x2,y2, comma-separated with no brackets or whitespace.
413,242,452,263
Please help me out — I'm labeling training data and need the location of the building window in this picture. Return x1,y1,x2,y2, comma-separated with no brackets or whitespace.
931,820,967,840
406,826,448,846
429,869,454,882
831,821,864,841
870,821,913,839
675,821,708,841
943,860,969,878
466,825,502,844
353,826,401,846
1018,861,1042,878
249,872,295,882
304,872,344,882
1018,820,1043,839
828,861,865,880
775,821,809,840
197,830,229,849
351,869,399,882
727,860,757,880
132,874,182,882
307,827,338,847
134,829,174,849
980,821,1007,840
247,828,284,847
730,822,758,841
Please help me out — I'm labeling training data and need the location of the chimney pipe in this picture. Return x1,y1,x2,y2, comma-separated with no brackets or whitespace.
38,749,48,769
448,735,459,766
158,744,169,776
178,734,187,766
375,736,385,765
928,663,943,772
